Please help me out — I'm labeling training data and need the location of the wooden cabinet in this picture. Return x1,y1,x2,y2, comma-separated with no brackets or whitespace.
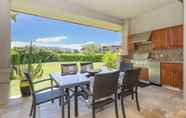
151,30,161,49
161,63,172,87
152,28,169,49
169,25,183,48
151,25,183,49
160,63,183,89
139,68,149,81
128,35,134,56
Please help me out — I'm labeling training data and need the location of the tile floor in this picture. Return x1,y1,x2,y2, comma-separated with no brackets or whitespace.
1,85,186,118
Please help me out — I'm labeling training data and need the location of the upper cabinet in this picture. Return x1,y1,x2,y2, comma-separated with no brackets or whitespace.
169,25,183,48
128,35,134,56
151,28,169,49
151,25,183,49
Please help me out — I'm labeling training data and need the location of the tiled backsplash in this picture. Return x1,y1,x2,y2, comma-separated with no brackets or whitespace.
150,48,183,62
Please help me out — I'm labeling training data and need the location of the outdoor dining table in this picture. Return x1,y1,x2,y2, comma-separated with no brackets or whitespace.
49,72,91,118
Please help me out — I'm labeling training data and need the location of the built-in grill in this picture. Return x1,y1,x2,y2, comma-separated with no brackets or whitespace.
132,31,161,85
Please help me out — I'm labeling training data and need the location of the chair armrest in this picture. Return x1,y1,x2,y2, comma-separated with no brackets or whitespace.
33,78,52,84
35,85,59,93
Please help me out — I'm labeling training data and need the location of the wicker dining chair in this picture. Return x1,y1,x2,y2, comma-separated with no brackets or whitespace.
84,71,120,118
24,72,70,118
79,62,94,98
119,62,133,72
80,62,94,73
119,68,141,118
61,63,78,75
61,63,79,99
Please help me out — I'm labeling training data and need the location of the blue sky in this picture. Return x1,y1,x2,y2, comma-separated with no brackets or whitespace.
11,13,122,49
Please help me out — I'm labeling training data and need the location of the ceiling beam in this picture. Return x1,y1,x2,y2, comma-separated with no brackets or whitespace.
46,0,124,25
11,0,123,32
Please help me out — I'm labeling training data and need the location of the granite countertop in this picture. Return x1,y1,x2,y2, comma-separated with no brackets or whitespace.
149,60,183,64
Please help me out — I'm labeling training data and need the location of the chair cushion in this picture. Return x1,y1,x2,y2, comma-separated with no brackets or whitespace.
35,89,65,105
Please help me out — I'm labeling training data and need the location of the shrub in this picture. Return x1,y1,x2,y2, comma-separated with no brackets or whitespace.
102,52,119,69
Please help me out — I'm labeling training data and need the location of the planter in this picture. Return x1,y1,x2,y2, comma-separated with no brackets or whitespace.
20,80,31,97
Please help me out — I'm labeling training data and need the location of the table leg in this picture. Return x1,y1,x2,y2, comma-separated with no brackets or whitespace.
74,86,78,117
61,88,65,118
51,79,54,104
67,88,70,118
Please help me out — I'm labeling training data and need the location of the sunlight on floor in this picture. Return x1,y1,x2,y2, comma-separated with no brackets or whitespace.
1,85,186,118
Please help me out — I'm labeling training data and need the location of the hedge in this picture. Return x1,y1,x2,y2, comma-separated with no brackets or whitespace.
11,53,103,64
59,53,103,62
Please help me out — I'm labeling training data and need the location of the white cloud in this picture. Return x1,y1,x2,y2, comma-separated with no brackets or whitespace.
11,40,82,50
11,41,29,48
35,36,67,44
101,41,121,46
35,42,82,50
83,41,96,45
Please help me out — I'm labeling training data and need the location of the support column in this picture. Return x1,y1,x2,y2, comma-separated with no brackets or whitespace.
0,0,11,105
184,0,186,102
120,19,129,56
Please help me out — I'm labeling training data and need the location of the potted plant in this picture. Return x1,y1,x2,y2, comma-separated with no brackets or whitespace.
10,42,43,97
10,48,30,97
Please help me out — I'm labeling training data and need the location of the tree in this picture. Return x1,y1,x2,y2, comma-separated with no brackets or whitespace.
81,43,100,53
102,52,119,70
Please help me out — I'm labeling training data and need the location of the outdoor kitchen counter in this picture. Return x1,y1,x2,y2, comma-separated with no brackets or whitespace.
149,60,183,64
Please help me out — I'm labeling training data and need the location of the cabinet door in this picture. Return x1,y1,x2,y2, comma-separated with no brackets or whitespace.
169,25,183,48
161,63,183,89
139,68,149,81
152,29,169,49
178,26,184,48
152,30,162,49
161,29,169,49
173,64,183,89
161,63,171,86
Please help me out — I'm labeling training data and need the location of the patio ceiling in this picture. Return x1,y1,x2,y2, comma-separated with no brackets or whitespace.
11,0,176,32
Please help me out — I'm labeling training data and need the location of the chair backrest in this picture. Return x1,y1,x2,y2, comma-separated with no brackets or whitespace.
93,71,119,100
80,62,93,73
61,63,78,75
24,72,36,101
120,62,133,72
122,68,141,90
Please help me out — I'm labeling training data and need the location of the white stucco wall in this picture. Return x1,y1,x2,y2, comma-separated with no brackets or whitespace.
129,1,183,34
0,0,11,105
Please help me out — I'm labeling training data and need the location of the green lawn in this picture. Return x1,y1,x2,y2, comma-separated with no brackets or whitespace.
10,62,104,97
